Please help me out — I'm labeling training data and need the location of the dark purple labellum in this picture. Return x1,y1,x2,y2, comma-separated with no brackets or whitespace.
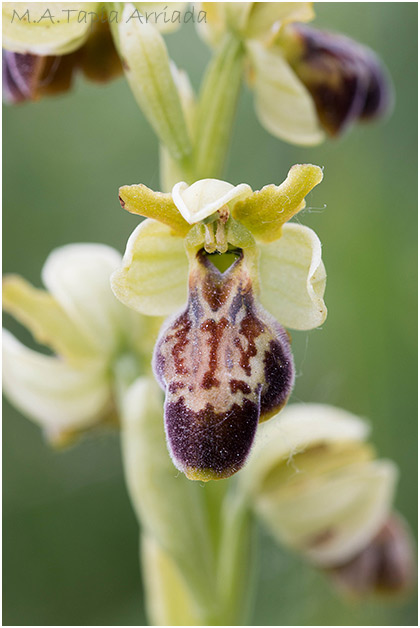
153,249,295,481
286,24,392,136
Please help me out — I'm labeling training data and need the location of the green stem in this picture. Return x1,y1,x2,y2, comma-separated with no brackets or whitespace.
194,35,245,180
217,488,256,625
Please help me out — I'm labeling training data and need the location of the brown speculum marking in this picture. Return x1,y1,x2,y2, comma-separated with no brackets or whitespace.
153,249,295,481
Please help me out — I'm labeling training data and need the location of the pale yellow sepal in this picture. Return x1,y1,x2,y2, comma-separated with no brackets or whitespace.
197,2,314,46
239,404,397,567
195,3,232,47
256,459,397,567
243,2,314,43
2,328,110,442
2,2,97,54
119,183,190,235
42,244,129,357
259,223,327,330
111,218,189,316
240,404,370,495
117,4,192,161
2,274,97,364
172,179,252,224
247,40,324,146
233,164,323,242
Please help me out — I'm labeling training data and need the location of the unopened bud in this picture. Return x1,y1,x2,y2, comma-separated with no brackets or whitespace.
283,24,393,136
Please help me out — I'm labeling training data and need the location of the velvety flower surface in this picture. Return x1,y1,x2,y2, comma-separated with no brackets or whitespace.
153,248,295,481
112,166,327,480
3,244,156,445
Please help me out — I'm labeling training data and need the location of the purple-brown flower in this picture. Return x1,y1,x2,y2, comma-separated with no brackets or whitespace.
153,248,294,481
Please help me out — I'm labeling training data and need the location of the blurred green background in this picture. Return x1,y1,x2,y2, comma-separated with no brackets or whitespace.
3,3,417,625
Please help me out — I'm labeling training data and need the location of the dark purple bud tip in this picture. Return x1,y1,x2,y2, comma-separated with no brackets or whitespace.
3,50,44,103
2,49,75,104
328,513,416,598
286,24,393,136
153,249,295,481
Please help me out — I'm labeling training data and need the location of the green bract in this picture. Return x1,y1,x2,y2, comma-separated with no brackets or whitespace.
112,164,327,331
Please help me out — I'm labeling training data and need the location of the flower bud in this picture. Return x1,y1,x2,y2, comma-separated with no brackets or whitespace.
328,513,416,598
2,23,122,104
2,50,73,103
153,248,295,481
283,24,393,136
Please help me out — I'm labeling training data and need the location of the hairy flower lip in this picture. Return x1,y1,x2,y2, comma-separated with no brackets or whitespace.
153,246,295,481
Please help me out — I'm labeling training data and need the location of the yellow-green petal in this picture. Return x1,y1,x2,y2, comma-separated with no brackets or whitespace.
2,329,110,443
247,40,324,146
233,164,323,243
111,219,189,316
259,223,327,330
2,3,97,55
119,183,191,235
3,274,98,363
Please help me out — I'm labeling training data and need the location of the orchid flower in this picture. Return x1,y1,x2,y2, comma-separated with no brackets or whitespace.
112,164,327,480
3,243,159,445
197,2,392,144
